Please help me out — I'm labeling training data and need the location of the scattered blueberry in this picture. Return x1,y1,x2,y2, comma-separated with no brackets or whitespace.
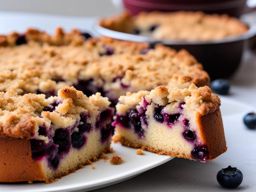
16,35,27,45
81,31,92,39
217,166,243,189
243,112,256,130
154,107,164,123
148,24,159,32
53,128,71,154
183,119,190,127
191,145,209,161
183,130,196,142
48,153,60,170
211,79,230,95
71,132,86,149
78,113,91,133
96,108,113,128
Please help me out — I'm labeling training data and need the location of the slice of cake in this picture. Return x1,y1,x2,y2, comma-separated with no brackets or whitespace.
113,82,227,161
0,87,113,182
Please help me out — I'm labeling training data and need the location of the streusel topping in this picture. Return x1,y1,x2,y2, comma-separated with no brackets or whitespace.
0,28,209,97
117,82,220,116
0,87,110,139
100,12,248,42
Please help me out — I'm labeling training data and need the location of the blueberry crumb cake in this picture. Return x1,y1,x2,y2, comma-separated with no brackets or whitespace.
0,27,226,182
113,82,226,161
100,11,248,42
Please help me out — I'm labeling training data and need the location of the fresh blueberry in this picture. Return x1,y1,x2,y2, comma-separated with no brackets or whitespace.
16,35,27,45
243,112,256,130
191,145,209,161
81,31,92,39
53,128,71,154
183,130,196,142
154,107,164,123
217,166,243,189
71,132,86,149
211,79,230,95
148,24,159,32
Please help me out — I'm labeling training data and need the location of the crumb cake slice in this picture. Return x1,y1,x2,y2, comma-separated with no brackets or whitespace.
0,87,114,182
100,11,248,42
113,82,226,161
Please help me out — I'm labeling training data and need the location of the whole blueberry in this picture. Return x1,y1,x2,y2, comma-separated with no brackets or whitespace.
217,166,243,189
243,112,256,130
81,31,92,39
211,79,230,95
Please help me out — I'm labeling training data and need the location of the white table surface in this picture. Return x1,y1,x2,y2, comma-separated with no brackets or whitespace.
0,11,255,192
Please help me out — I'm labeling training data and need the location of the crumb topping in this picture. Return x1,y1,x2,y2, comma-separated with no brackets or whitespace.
117,82,220,116
100,11,248,41
0,87,110,138
136,149,144,155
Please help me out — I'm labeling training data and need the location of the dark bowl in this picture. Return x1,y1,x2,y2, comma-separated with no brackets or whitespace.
96,21,256,79
123,0,247,17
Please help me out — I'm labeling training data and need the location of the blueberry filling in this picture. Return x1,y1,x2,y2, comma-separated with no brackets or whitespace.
31,139,49,159
153,106,164,123
53,129,71,154
71,132,86,149
74,79,105,97
16,35,27,45
38,125,48,136
183,119,190,128
114,115,130,128
43,100,61,112
96,108,113,128
166,113,181,125
148,24,159,32
101,123,115,143
191,145,209,161
78,113,91,133
36,89,56,98
99,46,114,56
183,130,196,142
132,28,141,35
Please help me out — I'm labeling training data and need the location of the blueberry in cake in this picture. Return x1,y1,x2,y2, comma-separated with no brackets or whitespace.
100,11,248,42
113,81,226,161
0,87,113,182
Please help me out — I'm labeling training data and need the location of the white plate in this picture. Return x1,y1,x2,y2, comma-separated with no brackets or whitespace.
0,97,254,192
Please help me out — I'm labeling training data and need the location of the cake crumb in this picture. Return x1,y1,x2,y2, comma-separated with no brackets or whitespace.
136,149,144,155
110,155,123,165
112,134,121,143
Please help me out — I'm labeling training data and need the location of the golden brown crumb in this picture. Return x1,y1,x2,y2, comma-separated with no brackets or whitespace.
136,149,144,155
110,155,123,165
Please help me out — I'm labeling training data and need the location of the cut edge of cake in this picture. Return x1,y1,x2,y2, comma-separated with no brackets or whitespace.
113,82,227,161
